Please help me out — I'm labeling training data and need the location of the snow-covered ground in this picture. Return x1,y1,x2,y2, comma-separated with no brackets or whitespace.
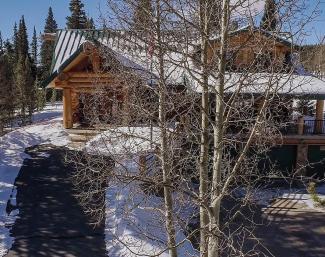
86,126,161,156
2,103,324,256
87,130,199,256
0,103,68,256
0,104,197,257
104,161,199,257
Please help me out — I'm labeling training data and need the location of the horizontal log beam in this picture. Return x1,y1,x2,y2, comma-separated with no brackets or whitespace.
67,72,113,78
68,77,115,83
55,81,121,88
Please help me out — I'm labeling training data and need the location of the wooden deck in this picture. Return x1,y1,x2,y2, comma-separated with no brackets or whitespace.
282,135,325,145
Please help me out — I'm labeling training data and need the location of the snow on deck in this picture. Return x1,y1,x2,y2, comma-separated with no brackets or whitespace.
0,103,68,256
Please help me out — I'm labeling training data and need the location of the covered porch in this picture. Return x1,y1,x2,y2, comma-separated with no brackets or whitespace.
284,99,325,136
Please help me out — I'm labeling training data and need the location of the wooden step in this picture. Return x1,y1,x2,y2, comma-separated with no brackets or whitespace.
68,141,86,150
66,128,100,136
69,133,96,142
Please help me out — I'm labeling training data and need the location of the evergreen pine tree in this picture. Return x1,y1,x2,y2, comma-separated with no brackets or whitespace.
296,99,315,116
133,0,154,32
31,27,38,65
44,7,58,33
40,7,58,102
13,23,19,63
0,31,3,55
15,16,36,124
15,55,36,123
260,0,278,31
66,0,88,29
17,16,29,58
4,40,16,67
24,56,37,119
0,53,15,132
208,0,222,32
40,7,58,81
86,17,95,29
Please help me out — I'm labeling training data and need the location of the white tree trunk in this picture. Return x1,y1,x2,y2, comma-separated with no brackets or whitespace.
156,1,178,256
199,1,211,256
208,1,230,256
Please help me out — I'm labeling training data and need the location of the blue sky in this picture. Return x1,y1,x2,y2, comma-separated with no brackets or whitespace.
0,0,107,41
0,0,324,44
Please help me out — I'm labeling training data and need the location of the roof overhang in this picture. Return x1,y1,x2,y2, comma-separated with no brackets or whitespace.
188,72,325,100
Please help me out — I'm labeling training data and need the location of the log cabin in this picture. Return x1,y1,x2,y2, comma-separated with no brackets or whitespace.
44,27,325,177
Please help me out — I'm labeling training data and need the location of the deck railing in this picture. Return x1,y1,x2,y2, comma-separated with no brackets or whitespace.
280,120,325,135
303,120,325,135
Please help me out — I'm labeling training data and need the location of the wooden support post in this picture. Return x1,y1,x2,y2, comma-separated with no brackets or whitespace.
91,51,101,73
63,88,73,129
139,154,147,175
122,87,129,125
296,143,308,177
297,116,304,135
315,100,324,134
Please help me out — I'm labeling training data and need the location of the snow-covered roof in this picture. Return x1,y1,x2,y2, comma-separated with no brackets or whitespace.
50,30,150,75
47,29,186,85
188,72,325,99
46,29,325,99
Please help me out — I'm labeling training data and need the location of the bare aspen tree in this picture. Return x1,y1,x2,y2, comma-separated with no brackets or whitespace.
161,1,320,256
70,0,322,256
155,0,178,255
198,1,212,255
209,1,229,256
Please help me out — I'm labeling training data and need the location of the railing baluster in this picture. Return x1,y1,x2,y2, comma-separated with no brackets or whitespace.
303,119,325,135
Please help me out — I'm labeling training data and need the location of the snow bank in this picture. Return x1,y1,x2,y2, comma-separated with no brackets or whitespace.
86,127,161,156
105,162,199,257
87,127,198,255
0,103,68,256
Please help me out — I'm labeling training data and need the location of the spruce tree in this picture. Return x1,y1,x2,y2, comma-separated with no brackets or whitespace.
260,0,278,31
0,32,3,55
15,57,27,122
17,16,29,58
0,53,15,132
40,7,58,81
24,56,37,119
86,17,95,29
40,7,58,102
133,0,154,32
209,0,222,32
15,55,36,124
4,40,15,67
44,7,58,33
66,0,88,29
31,27,38,65
13,23,19,63
15,16,36,124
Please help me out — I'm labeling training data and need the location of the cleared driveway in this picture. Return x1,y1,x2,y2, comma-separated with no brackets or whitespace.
5,145,107,257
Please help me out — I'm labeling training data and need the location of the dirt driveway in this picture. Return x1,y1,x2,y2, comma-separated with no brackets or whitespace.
5,145,107,257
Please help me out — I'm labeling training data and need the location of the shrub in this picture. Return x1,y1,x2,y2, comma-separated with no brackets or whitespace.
307,182,325,207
